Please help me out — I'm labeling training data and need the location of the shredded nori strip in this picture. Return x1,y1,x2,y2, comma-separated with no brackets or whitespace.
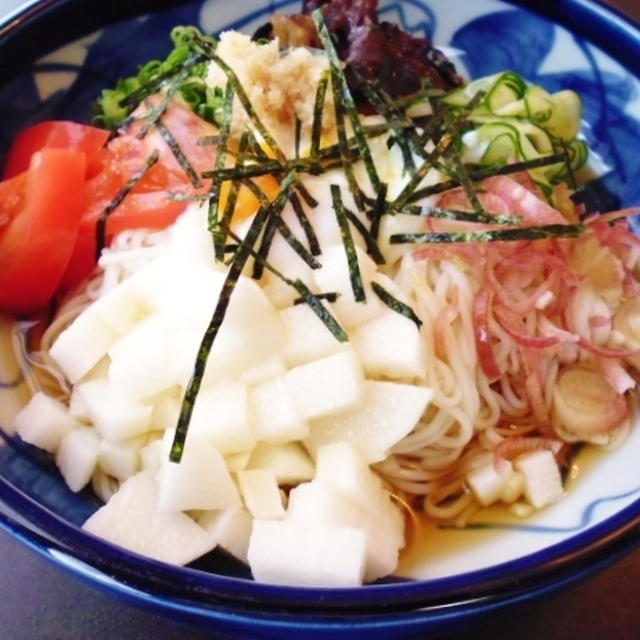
401,205,520,226
95,150,160,260
330,184,366,302
344,206,385,265
154,118,203,188
371,281,422,328
392,90,486,212
311,69,330,156
369,182,388,242
390,223,584,245
313,10,381,200
208,82,235,259
290,190,321,256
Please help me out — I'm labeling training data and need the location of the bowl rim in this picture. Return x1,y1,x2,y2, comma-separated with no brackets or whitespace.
2,0,640,622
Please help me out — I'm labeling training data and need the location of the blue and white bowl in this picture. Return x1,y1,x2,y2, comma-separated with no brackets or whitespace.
1,1,640,637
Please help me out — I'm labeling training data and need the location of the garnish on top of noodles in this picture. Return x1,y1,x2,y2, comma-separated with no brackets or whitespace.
4,0,640,587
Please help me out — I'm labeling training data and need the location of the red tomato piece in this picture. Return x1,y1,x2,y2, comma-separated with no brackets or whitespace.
0,148,87,314
3,121,110,179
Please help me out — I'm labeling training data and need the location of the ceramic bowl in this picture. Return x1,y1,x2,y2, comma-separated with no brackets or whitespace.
1,1,640,638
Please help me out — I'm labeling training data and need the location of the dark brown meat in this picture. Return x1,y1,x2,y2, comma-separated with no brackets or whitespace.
300,0,462,98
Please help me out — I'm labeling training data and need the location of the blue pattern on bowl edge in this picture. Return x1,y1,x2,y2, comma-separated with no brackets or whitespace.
2,0,640,636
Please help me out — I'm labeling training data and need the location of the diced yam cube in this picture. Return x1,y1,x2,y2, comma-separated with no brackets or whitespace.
248,519,367,587
198,508,253,563
514,450,564,509
150,395,180,432
249,377,309,443
239,355,287,386
466,460,514,507
500,470,525,503
49,309,119,383
107,318,176,400
14,392,80,453
140,438,163,472
238,469,286,520
260,231,318,308
287,479,403,582
76,379,152,441
285,350,364,420
55,427,100,492
279,302,347,367
351,309,427,380
189,382,255,454
158,430,241,512
98,437,142,481
225,451,251,473
83,471,214,565
88,258,164,334
313,245,383,328
315,442,401,535
246,442,315,485
306,381,431,463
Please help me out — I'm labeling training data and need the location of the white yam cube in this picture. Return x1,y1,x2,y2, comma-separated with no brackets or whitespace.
49,309,119,383
306,381,431,463
88,259,163,334
14,392,80,453
158,430,241,512
55,427,100,492
238,469,286,520
140,438,163,473
246,442,315,485
76,379,152,441
279,302,347,367
189,382,255,454
98,437,142,481
239,355,287,386
197,508,253,563
225,451,251,473
466,461,514,507
83,471,213,565
351,309,427,380
248,519,367,587
287,479,402,582
260,231,318,308
315,442,398,523
150,395,180,432
249,377,309,443
514,450,564,509
107,318,176,400
285,350,364,420
500,470,525,503
313,245,383,328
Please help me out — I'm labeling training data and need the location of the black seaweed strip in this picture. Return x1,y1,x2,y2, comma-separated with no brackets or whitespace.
371,281,422,328
155,119,203,188
330,184,365,301
311,70,329,157
390,223,584,245
95,150,160,260
290,191,321,256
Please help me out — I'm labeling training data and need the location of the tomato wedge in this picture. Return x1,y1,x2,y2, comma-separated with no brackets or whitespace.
3,121,110,180
0,148,86,314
